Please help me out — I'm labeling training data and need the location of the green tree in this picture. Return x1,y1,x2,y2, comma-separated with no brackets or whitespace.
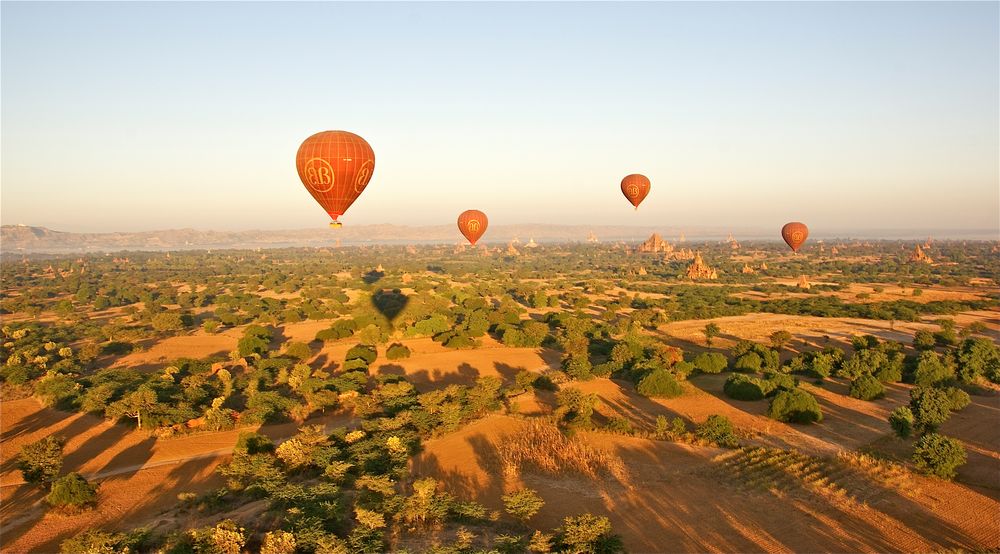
913,351,953,387
912,433,966,479
284,341,313,361
909,386,952,433
386,343,411,360
17,435,65,484
888,406,914,439
693,352,728,374
151,312,186,332
636,369,684,398
107,385,158,429
957,337,1000,383
849,374,885,401
703,323,721,346
769,330,793,353
733,352,763,373
502,488,545,523
768,389,822,424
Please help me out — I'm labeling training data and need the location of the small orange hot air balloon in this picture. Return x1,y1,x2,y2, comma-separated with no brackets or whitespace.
296,131,375,227
458,210,488,245
621,174,650,210
781,222,809,252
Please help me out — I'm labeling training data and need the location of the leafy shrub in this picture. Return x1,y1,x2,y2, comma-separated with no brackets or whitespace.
17,435,64,483
284,341,313,361
696,415,739,448
342,358,370,372
261,530,297,554
944,387,970,411
723,374,767,401
1,364,41,385
768,389,822,424
693,352,728,374
888,406,914,438
502,488,545,522
912,433,966,479
47,472,98,509
913,329,936,350
60,529,140,554
34,373,80,408
443,333,476,349
554,513,624,554
763,373,797,396
151,312,189,332
672,361,696,380
636,369,683,398
733,352,763,373
849,374,885,401
346,344,378,364
386,343,411,360
606,417,635,435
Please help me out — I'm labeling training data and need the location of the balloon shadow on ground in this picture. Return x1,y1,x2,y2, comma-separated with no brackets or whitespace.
362,270,384,285
372,289,409,322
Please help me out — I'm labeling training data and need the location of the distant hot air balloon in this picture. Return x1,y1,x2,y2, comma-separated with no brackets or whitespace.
781,222,809,252
458,210,488,246
621,174,651,210
296,131,375,227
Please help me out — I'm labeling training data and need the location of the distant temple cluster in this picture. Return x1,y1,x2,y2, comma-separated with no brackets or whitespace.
636,233,695,261
686,252,718,280
636,233,672,253
797,275,811,290
726,232,740,250
909,244,933,264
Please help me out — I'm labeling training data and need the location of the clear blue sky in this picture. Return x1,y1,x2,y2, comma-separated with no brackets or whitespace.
2,1,997,233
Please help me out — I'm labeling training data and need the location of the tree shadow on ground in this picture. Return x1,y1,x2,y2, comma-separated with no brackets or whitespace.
62,422,133,475
95,435,157,477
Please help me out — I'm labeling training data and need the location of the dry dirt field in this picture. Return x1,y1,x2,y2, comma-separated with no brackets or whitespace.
412,414,1000,553
658,311,1000,354
3,308,998,552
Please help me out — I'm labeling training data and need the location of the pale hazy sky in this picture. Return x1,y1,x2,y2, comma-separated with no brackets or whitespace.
2,1,998,233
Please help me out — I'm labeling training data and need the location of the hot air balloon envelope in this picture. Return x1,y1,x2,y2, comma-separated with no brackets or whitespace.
458,210,489,245
296,131,375,226
621,174,650,209
781,222,809,252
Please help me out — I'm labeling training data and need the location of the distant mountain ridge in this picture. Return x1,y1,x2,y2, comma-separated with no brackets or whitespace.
2,224,994,254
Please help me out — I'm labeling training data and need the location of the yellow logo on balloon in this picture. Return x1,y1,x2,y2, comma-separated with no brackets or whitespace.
354,160,373,193
304,158,335,193
467,220,481,232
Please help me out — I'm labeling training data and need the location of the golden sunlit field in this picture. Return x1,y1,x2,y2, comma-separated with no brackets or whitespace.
1,240,999,553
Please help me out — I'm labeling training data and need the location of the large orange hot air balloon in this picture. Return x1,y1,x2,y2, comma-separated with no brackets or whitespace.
781,222,809,252
458,210,488,246
621,174,650,210
296,131,375,227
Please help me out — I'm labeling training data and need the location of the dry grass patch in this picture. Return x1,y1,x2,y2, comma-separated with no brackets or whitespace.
496,419,630,486
713,446,853,501
838,451,918,495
